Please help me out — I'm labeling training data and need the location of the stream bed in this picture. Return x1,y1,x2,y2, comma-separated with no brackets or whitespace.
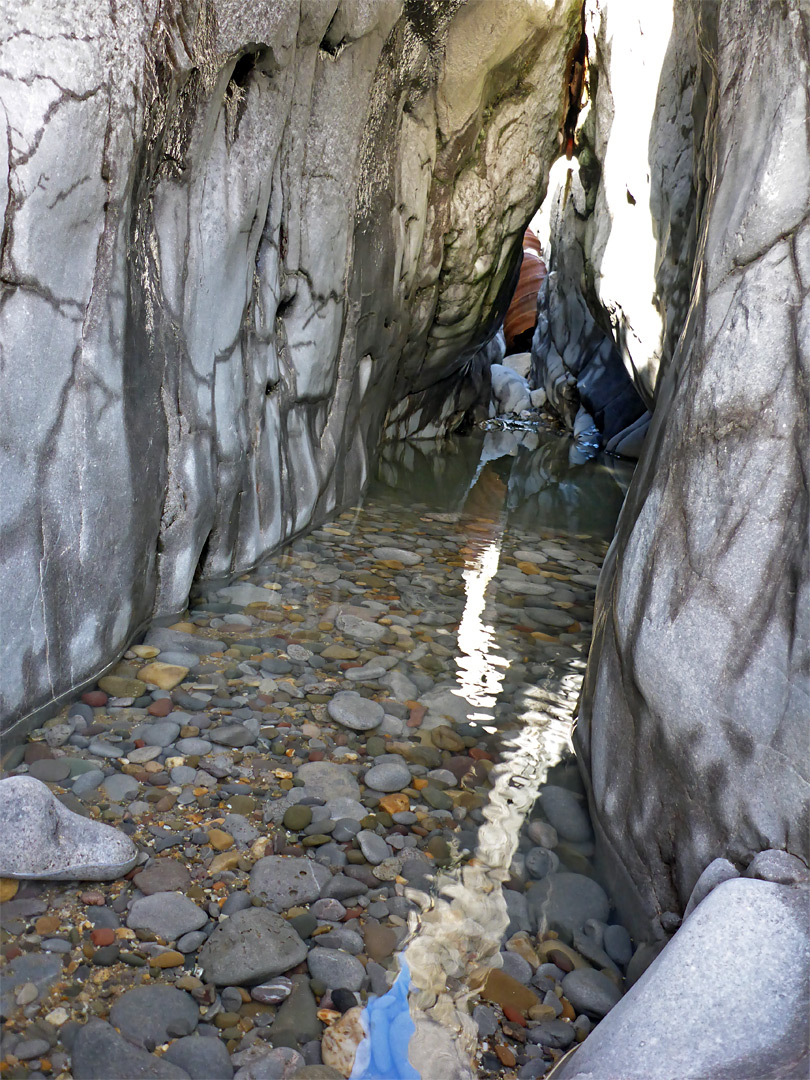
0,427,635,1080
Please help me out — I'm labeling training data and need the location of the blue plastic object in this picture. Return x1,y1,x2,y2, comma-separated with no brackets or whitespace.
350,956,420,1080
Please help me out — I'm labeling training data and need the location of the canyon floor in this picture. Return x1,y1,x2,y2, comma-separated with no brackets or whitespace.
0,428,636,1080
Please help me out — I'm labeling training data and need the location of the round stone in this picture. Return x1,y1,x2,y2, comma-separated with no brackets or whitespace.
28,759,71,783
525,846,560,879
536,786,593,844
561,968,623,1019
297,764,361,803
133,860,192,896
199,908,308,985
307,947,366,991
284,805,313,831
527,873,610,942
327,691,384,732
109,985,199,1049
101,773,141,803
364,758,411,793
126,892,207,941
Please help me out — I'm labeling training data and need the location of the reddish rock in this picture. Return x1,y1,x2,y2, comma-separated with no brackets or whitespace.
502,1004,527,1027
469,747,494,762
80,891,106,906
147,698,173,717
24,743,54,764
82,691,108,707
308,750,325,762
91,927,116,947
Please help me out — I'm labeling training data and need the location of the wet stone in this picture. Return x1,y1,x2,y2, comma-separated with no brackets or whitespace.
307,947,366,992
364,758,411,792
28,758,72,783
163,1035,234,1080
199,908,308,985
327,691,384,732
249,855,332,910
127,892,207,940
109,985,199,1048
70,1018,190,1079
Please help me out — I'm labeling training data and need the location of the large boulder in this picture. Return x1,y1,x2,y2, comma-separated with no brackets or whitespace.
575,0,810,935
553,879,810,1079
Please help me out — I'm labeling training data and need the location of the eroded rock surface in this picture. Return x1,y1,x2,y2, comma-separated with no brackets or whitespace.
1,0,581,735
577,0,810,934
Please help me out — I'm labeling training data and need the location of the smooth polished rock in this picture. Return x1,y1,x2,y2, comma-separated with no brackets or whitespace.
527,872,610,941
535,786,592,844
297,763,361,803
327,692,384,732
561,968,622,1019
0,953,63,1018
306,947,366,992
0,776,137,880
163,1036,234,1080
554,879,810,1079
199,908,308,985
364,758,411,793
127,892,207,940
133,859,192,895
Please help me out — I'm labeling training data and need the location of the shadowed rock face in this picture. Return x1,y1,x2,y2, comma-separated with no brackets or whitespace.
0,0,581,734
576,0,810,936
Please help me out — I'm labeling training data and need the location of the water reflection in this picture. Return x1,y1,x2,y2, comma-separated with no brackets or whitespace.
355,429,633,1078
375,426,633,543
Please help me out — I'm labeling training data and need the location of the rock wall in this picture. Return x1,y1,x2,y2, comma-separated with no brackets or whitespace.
0,0,582,734
576,0,810,938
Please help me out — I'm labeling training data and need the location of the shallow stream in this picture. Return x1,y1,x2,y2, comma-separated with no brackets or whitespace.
1,425,635,1080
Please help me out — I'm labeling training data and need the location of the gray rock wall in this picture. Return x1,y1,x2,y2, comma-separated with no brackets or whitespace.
0,0,581,734
576,0,810,937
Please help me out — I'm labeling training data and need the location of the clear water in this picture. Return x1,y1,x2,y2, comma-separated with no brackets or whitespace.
323,426,634,1078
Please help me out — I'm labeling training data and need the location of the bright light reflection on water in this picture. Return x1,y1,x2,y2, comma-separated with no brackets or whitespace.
351,428,632,1079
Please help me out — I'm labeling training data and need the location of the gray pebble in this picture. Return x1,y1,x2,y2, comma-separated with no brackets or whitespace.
127,892,207,941
561,968,622,1019
306,947,366,991
356,830,391,865
364,758,411,793
327,691,383,731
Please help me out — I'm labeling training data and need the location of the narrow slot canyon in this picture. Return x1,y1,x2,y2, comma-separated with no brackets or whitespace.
0,2,807,1080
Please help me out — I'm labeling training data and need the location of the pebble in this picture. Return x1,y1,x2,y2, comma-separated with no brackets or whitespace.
561,968,623,1017
28,758,71,783
102,773,140,802
199,908,308,985
327,691,384,731
71,1017,190,1078
527,872,610,941
163,1035,235,1079
296,764,361,802
307,947,366,992
109,985,199,1048
356,830,391,865
127,892,208,940
536,785,593,843
249,855,332,910
364,758,412,792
